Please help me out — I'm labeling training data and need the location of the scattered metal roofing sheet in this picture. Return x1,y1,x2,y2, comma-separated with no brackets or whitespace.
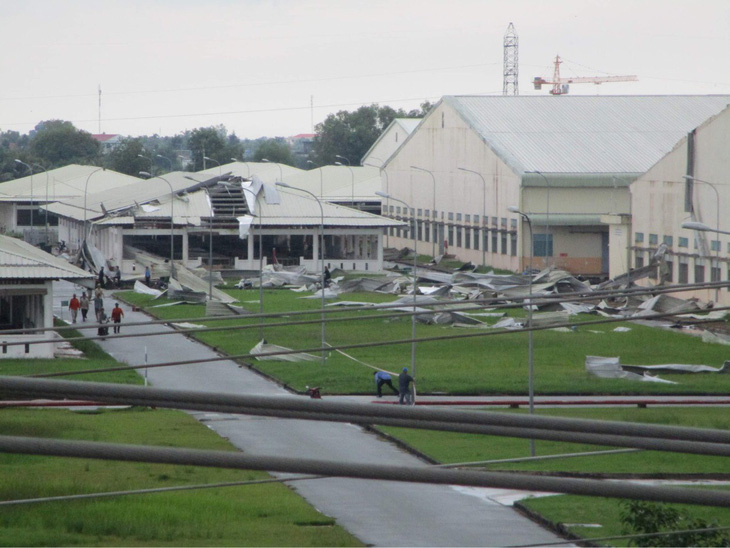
444,95,730,174
0,235,93,280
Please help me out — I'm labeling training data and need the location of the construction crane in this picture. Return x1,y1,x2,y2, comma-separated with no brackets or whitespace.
533,55,637,95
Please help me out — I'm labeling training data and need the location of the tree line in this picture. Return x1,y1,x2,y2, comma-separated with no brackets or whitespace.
0,101,433,181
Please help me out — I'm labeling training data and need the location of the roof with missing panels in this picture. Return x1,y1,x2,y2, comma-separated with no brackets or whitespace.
0,234,93,281
444,95,730,175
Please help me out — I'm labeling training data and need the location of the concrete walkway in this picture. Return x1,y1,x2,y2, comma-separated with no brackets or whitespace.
53,281,568,547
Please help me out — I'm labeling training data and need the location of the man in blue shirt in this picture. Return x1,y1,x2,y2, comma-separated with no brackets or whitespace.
374,370,399,398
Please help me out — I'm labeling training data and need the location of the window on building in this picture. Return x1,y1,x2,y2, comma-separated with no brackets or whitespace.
473,228,479,250
649,233,658,245
424,222,430,243
510,232,517,256
663,235,673,247
711,240,720,252
410,208,415,216
417,221,423,241
456,227,462,248
635,232,644,243
16,207,56,227
711,261,720,282
417,209,422,217
425,209,430,217
382,205,387,215
448,212,454,221
695,264,705,283
533,234,553,257
501,217,507,228
511,218,517,230
665,260,673,282
491,230,498,253
501,231,507,255
635,254,644,269
396,206,401,215
448,226,454,248
456,213,462,222
465,214,471,223
464,229,470,249
390,205,394,214
679,237,689,248
491,216,498,226
678,262,689,283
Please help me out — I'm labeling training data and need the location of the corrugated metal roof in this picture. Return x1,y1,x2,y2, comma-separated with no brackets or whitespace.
44,171,204,221
0,235,94,280
281,165,381,201
0,165,140,202
198,161,303,182
444,95,730,174
252,184,402,228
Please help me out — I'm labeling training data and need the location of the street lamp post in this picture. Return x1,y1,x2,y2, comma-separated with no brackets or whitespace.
377,191,418,398
262,159,283,182
240,185,265,341
14,160,33,239
411,166,436,257
83,167,105,253
335,161,355,206
156,154,173,173
140,172,175,278
276,182,326,366
364,159,390,247
137,154,153,176
231,158,250,177
683,176,721,302
33,163,50,247
204,156,221,176
458,167,487,269
508,205,536,457
526,170,551,268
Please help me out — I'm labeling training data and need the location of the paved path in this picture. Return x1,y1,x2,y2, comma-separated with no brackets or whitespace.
53,282,568,547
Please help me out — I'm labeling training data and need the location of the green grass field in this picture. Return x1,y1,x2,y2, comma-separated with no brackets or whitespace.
120,288,730,395
0,408,360,547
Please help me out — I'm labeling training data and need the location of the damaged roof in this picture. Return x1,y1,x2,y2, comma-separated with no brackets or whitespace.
0,235,94,281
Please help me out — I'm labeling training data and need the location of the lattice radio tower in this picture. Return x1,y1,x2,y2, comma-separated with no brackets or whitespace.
503,22,519,96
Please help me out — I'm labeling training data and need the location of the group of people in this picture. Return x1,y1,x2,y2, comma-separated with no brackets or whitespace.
374,367,414,405
68,284,124,339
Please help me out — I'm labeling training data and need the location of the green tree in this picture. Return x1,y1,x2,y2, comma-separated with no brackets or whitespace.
253,138,294,165
107,138,149,176
313,102,432,166
29,120,100,167
188,126,227,170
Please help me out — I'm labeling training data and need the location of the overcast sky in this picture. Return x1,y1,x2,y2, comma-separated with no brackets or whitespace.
2,0,729,140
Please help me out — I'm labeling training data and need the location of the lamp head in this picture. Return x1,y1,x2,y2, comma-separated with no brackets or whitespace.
139,171,152,179
375,191,389,198
334,162,343,166
681,221,712,232
508,205,521,214
275,182,290,189
262,158,270,163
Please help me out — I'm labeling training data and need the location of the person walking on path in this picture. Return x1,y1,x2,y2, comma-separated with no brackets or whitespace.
79,293,90,322
97,307,109,339
98,266,106,289
111,302,125,334
145,265,151,286
398,367,414,405
324,265,331,287
374,370,399,398
68,294,80,323
94,285,104,322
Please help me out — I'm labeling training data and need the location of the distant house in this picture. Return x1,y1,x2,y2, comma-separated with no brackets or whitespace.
287,133,315,162
91,133,123,154
0,234,93,358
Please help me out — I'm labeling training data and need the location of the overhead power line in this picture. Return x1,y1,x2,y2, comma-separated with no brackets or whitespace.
2,434,730,508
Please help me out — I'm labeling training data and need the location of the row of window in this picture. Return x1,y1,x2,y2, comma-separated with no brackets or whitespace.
385,206,517,229
635,251,728,285
388,221,554,257
635,232,728,252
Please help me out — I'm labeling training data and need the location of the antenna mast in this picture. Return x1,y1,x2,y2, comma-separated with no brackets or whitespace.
503,23,518,96
98,85,102,133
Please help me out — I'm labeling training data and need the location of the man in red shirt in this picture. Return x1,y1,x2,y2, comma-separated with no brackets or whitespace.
68,294,81,324
111,303,125,334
